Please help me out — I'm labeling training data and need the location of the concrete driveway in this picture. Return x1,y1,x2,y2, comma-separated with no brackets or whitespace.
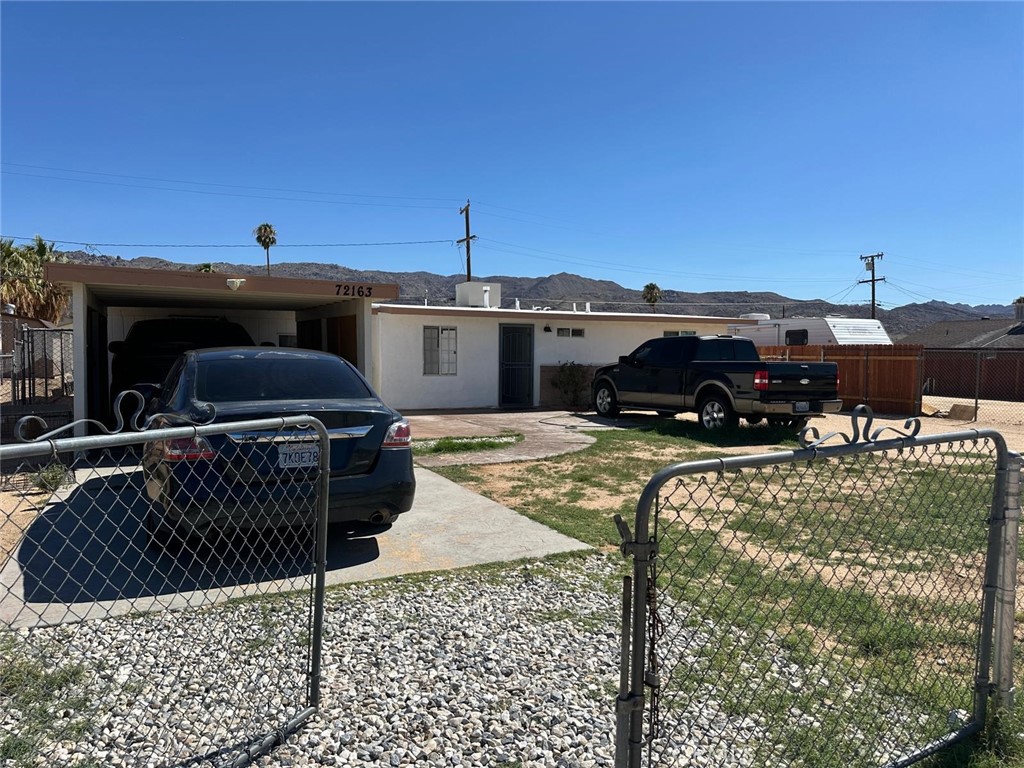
324,466,589,585
1,454,589,629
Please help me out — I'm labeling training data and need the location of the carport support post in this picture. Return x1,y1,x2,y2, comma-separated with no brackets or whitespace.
993,453,1021,711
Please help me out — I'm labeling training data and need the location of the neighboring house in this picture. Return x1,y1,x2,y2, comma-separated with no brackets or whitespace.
370,282,740,410
902,306,1024,402
899,314,1024,349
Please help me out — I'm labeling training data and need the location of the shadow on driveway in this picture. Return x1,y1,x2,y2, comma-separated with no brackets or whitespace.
11,470,380,606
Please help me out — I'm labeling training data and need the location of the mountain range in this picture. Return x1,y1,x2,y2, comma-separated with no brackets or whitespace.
61,251,1014,339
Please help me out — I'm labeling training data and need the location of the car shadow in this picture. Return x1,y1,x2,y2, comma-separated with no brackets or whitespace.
586,412,803,447
13,472,381,605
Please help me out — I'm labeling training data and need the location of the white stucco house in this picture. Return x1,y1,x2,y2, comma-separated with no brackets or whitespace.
370,281,739,410
43,265,744,423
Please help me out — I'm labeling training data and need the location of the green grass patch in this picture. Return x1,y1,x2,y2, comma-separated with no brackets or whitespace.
414,433,523,455
431,425,1014,767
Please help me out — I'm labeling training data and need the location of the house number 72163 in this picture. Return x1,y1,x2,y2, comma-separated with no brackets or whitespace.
336,285,373,297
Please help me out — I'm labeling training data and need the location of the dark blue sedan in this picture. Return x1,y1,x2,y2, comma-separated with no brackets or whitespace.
142,347,415,546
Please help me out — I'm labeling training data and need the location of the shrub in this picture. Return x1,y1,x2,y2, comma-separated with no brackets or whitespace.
33,463,71,493
550,361,590,412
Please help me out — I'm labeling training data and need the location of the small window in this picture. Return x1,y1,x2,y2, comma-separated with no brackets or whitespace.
571,328,584,338
663,330,696,337
785,329,809,346
557,328,584,338
663,330,679,337
557,328,570,337
423,326,457,375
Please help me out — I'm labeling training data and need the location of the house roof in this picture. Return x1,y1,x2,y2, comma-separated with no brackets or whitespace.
371,303,738,324
899,319,1024,348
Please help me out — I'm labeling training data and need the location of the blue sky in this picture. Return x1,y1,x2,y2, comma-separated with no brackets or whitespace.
2,1,1021,308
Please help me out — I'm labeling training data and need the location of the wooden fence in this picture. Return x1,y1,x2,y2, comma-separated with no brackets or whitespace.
759,344,924,416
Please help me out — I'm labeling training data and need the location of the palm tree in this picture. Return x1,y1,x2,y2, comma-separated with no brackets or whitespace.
0,236,69,322
253,223,277,277
642,282,662,313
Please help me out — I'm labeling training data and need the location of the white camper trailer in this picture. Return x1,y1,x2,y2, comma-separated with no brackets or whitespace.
726,316,892,346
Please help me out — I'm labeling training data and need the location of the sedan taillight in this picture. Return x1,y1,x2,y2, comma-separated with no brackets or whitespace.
383,420,412,448
159,436,216,461
753,370,769,391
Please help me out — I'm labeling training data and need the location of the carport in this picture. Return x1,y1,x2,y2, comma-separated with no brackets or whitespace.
45,263,399,432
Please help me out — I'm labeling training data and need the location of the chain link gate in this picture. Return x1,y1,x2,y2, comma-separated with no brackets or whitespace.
0,413,330,767
615,406,1020,768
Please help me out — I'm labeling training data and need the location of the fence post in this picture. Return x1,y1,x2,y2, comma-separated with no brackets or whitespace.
974,351,982,423
993,453,1021,711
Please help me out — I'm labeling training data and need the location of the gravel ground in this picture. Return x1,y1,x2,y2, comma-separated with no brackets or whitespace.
3,554,627,768
256,554,623,768
4,550,976,768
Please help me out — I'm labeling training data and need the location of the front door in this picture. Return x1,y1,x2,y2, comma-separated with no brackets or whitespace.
499,324,533,408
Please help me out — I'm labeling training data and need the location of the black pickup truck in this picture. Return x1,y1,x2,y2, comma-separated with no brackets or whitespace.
591,335,841,430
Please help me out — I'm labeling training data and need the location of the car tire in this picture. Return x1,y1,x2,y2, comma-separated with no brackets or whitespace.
698,394,738,430
593,382,620,417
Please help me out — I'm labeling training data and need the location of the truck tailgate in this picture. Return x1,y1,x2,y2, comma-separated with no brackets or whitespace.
763,363,838,400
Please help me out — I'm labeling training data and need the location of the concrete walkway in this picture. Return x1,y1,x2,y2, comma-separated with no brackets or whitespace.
407,409,626,467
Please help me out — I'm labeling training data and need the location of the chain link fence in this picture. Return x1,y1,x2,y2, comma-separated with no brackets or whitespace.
616,407,1020,768
923,348,1024,426
0,415,330,767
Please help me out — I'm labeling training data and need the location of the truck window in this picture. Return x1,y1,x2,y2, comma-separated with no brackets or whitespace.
785,329,809,346
634,338,677,366
696,338,759,361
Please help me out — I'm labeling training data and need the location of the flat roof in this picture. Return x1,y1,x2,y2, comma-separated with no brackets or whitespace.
371,303,738,323
47,263,400,311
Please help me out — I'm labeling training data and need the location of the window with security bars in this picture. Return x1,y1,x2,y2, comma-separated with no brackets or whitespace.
423,326,457,375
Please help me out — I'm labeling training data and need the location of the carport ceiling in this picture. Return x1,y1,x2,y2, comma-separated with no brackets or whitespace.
46,263,399,312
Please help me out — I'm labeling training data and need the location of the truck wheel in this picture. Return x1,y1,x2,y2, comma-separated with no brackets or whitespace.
698,394,738,430
593,382,620,417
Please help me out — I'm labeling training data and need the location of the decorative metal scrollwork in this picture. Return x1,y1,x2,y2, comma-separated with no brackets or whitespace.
798,404,922,449
14,390,216,443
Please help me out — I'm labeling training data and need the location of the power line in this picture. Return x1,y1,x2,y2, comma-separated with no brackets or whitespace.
474,240,853,284
1,162,464,204
1,171,454,210
2,235,454,248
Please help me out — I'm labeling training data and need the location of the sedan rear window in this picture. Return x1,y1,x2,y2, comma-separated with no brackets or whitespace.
196,357,373,402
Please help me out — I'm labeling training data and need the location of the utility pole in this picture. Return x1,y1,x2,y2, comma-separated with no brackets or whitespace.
859,252,885,319
457,200,477,282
